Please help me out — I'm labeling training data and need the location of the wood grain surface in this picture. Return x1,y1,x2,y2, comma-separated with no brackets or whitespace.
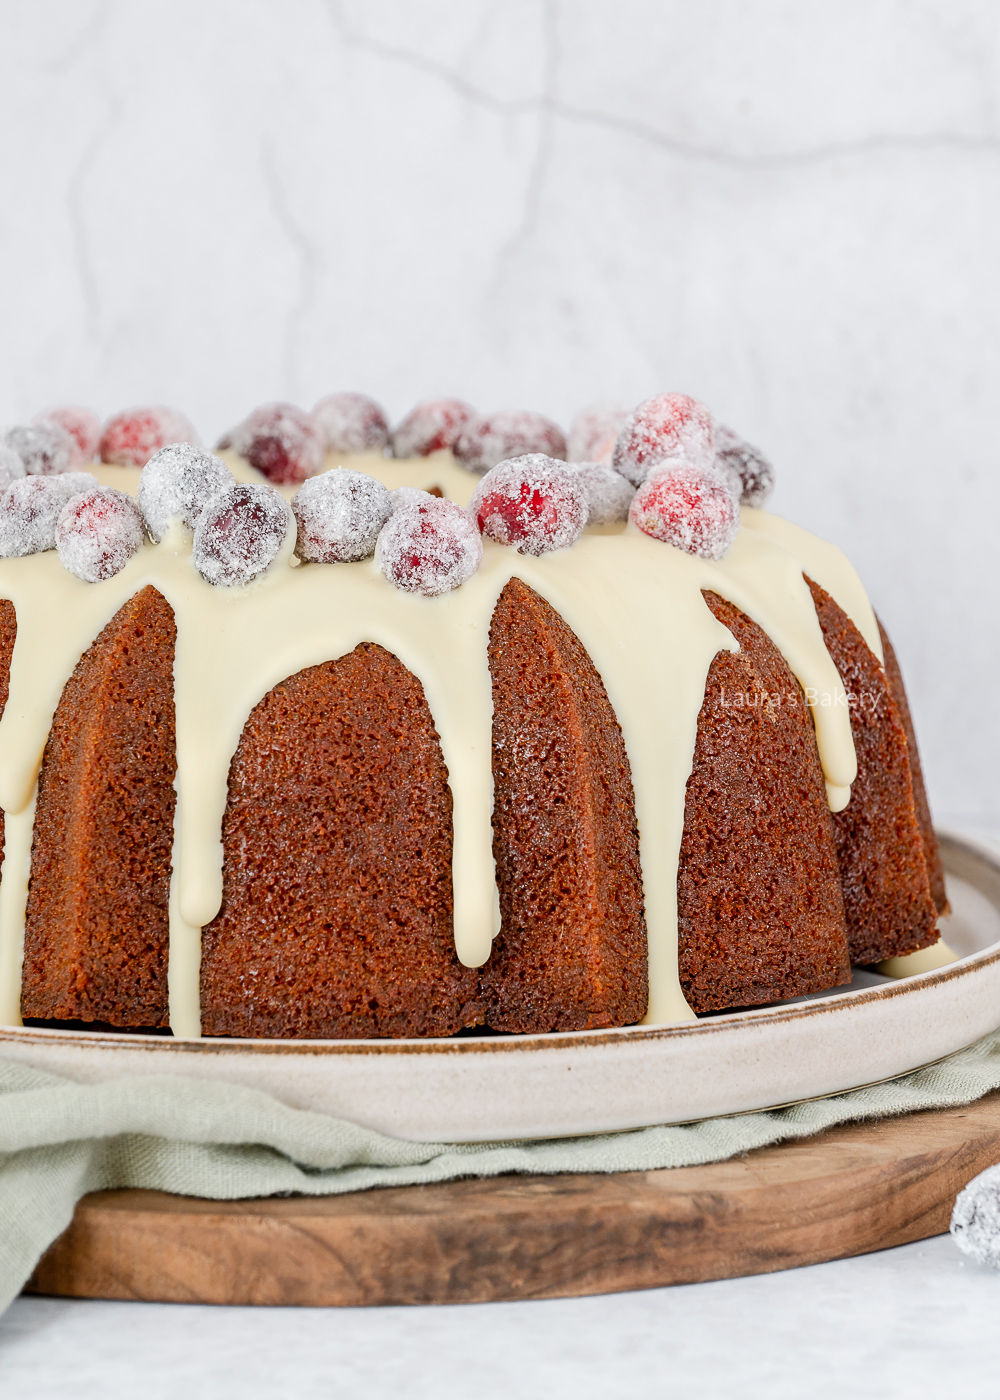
26,1092,1000,1307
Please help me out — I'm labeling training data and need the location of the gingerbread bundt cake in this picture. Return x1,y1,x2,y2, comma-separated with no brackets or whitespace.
0,392,945,1038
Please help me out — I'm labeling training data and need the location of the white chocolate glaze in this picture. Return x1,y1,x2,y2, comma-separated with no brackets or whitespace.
877,939,958,977
0,465,866,1036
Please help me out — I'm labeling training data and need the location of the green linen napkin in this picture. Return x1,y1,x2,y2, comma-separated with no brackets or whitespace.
5,1027,1000,1312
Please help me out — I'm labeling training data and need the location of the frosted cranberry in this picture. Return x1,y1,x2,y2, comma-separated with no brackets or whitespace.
389,486,436,513
223,402,323,485
469,455,586,556
453,411,567,474
292,468,391,564
376,498,483,596
567,404,630,465
55,486,145,581
313,392,389,454
4,422,82,475
390,399,476,458
35,406,101,461
613,394,714,487
194,483,293,587
629,462,738,560
138,443,235,543
0,473,99,557
100,406,200,469
714,425,775,507
567,461,635,526
0,444,25,487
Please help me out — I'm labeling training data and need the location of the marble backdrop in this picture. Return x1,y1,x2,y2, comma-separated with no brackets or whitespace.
0,0,996,821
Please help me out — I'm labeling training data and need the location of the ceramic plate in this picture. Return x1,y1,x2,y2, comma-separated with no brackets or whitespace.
1,831,997,1143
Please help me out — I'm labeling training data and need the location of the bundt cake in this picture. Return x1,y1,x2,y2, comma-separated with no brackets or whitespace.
0,392,946,1039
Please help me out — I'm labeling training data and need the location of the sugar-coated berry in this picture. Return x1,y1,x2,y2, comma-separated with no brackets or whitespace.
376,498,483,597
35,406,101,461
0,444,26,486
453,411,567,475
194,483,293,587
292,468,391,564
0,473,99,558
613,394,714,487
4,422,82,475
224,402,324,485
390,399,475,459
714,424,775,507
469,454,587,557
55,486,145,582
952,1164,1000,1268
629,461,739,560
566,461,635,526
389,486,436,513
313,392,389,454
567,404,630,465
138,443,234,543
100,406,200,469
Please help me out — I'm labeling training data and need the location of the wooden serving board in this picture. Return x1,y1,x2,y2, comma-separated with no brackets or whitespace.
25,1090,1000,1307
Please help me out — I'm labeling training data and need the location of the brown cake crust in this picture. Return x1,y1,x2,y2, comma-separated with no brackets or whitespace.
677,592,850,1013
0,601,15,888
877,617,948,915
200,643,482,1039
806,578,938,965
481,578,648,1033
21,586,176,1027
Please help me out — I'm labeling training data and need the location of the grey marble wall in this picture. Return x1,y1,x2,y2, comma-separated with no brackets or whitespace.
0,0,997,820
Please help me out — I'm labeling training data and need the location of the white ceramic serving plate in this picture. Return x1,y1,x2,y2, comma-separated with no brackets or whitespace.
1,831,997,1143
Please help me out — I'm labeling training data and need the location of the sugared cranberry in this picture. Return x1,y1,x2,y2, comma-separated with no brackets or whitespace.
0,444,25,488
138,443,234,543
566,461,635,526
629,462,738,560
193,483,292,586
567,404,630,465
55,486,146,581
292,468,391,564
313,392,389,454
390,399,476,459
389,486,436,513
0,473,99,558
35,406,101,461
469,455,586,556
613,394,714,487
376,498,483,596
714,425,775,507
223,402,324,485
453,411,567,474
4,422,82,475
100,406,200,469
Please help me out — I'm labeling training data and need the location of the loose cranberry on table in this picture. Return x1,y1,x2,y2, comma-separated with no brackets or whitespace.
221,402,324,485
4,422,82,475
55,486,146,582
567,404,630,466
376,497,483,596
390,399,476,459
0,473,99,558
100,406,200,470
612,393,714,487
713,425,775,507
138,443,235,543
452,411,567,474
292,468,391,564
34,406,101,461
313,392,389,454
629,461,739,560
194,483,293,587
469,455,587,556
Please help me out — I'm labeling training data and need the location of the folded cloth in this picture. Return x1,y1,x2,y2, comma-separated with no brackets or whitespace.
5,1028,1000,1312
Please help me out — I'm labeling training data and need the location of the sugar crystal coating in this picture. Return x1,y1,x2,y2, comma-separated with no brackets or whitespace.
568,404,630,465
376,498,483,596
55,486,145,582
35,406,101,461
714,424,775,507
313,392,389,454
223,402,324,485
0,444,26,486
389,486,436,513
390,399,475,458
100,406,200,469
194,483,293,587
138,443,235,542
952,1165,1000,1268
613,394,714,487
0,473,100,557
453,411,567,475
292,468,391,563
566,460,635,525
469,454,587,556
4,422,82,475
629,461,739,560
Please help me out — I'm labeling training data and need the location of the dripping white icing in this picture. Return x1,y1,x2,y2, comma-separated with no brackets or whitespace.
0,464,866,1035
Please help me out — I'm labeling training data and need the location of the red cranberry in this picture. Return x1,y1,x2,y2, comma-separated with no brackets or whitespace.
629,462,738,560
714,425,775,507
567,404,630,465
100,406,200,469
0,473,99,557
452,411,567,474
223,402,324,485
469,455,587,556
35,406,101,461
375,498,483,596
138,443,234,542
193,483,293,586
55,486,146,581
390,399,476,458
613,394,714,487
4,422,82,475
313,392,389,454
566,461,635,525
292,468,391,563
